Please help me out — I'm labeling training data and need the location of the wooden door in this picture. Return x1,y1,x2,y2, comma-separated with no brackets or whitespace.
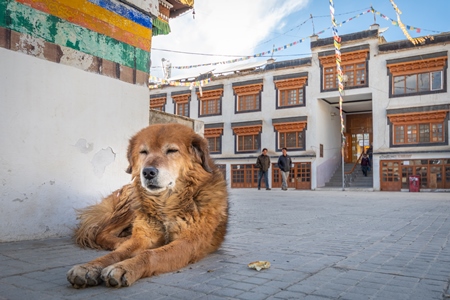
345,114,372,163
294,162,311,190
380,160,401,191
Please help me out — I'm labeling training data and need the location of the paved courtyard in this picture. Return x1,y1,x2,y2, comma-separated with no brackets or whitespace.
1,189,450,299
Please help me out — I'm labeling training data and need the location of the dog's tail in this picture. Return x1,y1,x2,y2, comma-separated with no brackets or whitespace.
74,183,139,250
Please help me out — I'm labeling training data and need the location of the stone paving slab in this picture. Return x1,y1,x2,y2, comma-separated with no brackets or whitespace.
1,189,450,299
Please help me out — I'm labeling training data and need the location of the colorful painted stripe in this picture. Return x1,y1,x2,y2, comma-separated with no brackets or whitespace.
3,0,150,72
88,0,152,29
16,0,151,50
17,0,152,47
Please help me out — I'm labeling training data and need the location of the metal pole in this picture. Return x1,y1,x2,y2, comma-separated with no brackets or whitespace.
341,141,345,191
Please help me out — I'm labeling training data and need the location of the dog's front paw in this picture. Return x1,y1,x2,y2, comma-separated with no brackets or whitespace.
67,264,103,288
101,264,137,288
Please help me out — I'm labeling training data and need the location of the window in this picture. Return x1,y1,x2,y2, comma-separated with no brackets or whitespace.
172,93,190,117
150,95,166,111
387,55,447,97
204,127,223,154
274,77,307,108
238,94,260,111
231,125,262,153
319,49,369,90
176,102,189,117
232,82,263,113
207,136,221,153
197,88,223,116
393,71,443,95
393,122,444,144
273,122,306,150
388,110,447,146
323,63,366,89
279,131,304,149
237,134,259,151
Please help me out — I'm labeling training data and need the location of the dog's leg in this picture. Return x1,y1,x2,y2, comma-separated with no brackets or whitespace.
100,237,213,288
67,238,140,288
67,223,164,289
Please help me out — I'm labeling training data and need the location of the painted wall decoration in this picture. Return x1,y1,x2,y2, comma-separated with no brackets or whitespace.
0,0,153,84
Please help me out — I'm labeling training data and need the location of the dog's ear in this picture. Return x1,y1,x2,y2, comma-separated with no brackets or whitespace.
126,136,136,174
191,134,213,173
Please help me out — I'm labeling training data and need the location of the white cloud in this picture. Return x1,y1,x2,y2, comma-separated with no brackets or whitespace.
150,0,309,79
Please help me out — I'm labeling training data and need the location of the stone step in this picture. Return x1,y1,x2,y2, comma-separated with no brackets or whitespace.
326,163,373,188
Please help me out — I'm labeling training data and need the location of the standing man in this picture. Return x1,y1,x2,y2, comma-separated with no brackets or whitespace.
277,147,292,191
256,148,271,190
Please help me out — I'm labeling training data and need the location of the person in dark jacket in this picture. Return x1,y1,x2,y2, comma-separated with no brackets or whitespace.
256,148,271,190
366,144,373,171
361,153,371,176
277,147,292,190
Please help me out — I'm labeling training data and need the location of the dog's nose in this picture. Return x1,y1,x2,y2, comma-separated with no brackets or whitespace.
142,167,158,180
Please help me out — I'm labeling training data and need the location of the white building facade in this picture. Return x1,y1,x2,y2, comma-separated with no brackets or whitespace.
150,27,450,192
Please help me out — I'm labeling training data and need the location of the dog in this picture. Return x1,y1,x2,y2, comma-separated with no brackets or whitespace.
67,123,229,288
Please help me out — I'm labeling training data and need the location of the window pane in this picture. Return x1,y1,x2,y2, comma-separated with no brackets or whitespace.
419,124,430,142
431,71,442,90
356,69,365,85
432,123,443,142
405,74,417,94
395,125,405,143
280,133,286,148
394,76,405,95
287,90,297,105
407,125,417,143
243,135,253,149
418,73,430,92
324,67,335,89
286,132,297,148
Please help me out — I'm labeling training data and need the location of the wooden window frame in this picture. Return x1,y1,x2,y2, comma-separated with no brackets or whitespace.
392,71,443,95
319,50,369,91
232,125,262,153
387,56,447,98
172,93,190,117
274,77,307,108
273,122,307,151
233,83,263,113
197,89,223,117
388,110,447,146
204,128,223,154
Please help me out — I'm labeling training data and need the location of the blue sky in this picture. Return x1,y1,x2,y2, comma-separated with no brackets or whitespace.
150,0,449,80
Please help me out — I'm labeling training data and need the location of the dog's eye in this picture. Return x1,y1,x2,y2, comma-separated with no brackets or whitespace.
139,150,148,155
166,148,178,155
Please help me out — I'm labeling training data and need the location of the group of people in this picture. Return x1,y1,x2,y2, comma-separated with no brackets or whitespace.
255,147,292,191
256,143,374,190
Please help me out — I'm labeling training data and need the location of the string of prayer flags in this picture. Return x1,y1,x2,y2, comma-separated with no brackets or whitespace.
329,0,346,147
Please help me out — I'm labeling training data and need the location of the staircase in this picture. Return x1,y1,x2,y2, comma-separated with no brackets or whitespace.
324,163,373,189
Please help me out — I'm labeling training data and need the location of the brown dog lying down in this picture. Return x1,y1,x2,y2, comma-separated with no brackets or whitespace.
67,123,229,288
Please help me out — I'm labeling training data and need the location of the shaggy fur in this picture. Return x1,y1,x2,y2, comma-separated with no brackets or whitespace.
67,123,229,288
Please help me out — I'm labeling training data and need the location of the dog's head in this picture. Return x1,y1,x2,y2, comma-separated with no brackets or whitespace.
126,123,213,194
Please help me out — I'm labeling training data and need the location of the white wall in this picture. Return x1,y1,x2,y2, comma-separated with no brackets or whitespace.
0,49,149,242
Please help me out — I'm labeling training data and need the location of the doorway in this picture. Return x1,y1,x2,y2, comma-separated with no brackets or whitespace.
344,113,372,163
